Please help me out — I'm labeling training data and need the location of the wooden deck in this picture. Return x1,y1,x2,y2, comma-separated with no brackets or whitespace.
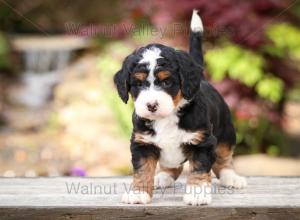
0,177,299,219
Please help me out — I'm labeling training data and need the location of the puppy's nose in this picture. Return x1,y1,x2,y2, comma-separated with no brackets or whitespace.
147,102,158,113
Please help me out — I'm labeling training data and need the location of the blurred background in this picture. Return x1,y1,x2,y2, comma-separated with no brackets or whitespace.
0,0,300,177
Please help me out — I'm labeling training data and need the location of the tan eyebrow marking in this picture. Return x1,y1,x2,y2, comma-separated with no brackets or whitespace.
134,72,147,81
157,71,171,80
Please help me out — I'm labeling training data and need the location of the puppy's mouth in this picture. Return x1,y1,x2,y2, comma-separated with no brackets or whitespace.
134,89,175,120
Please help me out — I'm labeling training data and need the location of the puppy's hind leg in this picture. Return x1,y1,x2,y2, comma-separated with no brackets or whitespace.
212,143,247,189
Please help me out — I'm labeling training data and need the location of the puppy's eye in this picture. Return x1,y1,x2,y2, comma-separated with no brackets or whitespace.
161,79,172,88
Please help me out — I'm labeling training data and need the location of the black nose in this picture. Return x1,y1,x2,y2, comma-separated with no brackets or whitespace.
147,102,158,113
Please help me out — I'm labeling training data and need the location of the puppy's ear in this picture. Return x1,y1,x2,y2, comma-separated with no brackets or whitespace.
176,51,203,100
114,52,140,103
114,68,129,103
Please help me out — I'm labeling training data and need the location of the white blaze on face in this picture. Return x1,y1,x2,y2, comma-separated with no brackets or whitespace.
139,47,161,85
135,47,175,120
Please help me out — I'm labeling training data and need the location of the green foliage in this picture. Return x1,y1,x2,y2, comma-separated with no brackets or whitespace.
256,76,284,103
265,23,300,61
97,42,134,137
234,116,284,156
0,33,10,69
113,165,132,175
235,118,268,154
205,44,264,86
46,112,61,132
287,83,300,102
205,44,284,103
266,145,280,156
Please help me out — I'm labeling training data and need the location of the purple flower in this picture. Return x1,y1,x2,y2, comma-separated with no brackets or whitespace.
70,167,86,177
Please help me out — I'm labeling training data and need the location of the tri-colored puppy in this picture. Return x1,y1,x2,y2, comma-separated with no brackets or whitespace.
114,10,247,205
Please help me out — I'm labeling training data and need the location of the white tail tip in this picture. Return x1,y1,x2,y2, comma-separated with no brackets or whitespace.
190,9,203,32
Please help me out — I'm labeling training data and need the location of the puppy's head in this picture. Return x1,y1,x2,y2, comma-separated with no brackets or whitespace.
114,44,203,120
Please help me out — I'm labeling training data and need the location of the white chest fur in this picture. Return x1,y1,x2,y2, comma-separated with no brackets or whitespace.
140,114,201,168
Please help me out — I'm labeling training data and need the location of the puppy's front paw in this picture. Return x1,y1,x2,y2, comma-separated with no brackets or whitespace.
219,169,247,189
121,190,151,204
154,172,174,189
183,184,212,206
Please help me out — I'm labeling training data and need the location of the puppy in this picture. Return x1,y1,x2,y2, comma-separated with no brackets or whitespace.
114,10,246,205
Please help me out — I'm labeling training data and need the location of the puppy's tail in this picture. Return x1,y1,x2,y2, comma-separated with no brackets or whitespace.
189,9,204,68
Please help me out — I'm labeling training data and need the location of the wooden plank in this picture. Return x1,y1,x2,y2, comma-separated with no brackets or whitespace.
0,177,299,219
